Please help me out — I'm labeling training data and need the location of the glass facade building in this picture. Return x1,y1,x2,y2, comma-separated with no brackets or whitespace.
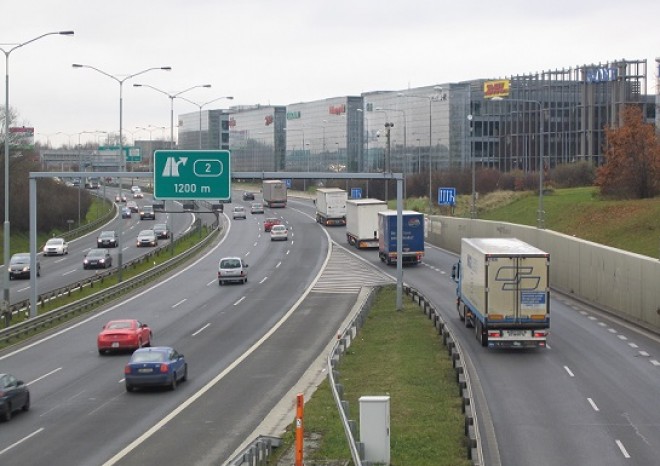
175,58,652,177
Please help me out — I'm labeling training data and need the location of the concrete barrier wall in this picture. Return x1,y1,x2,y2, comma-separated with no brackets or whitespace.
425,216,660,333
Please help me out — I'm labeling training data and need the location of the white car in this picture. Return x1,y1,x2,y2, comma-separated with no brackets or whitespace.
217,257,248,285
232,206,246,220
132,189,144,199
43,237,68,256
270,224,289,241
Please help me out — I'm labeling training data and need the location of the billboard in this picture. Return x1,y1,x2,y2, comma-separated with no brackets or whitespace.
9,126,35,148
483,80,510,99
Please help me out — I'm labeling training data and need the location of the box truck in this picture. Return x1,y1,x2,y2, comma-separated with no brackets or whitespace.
262,180,287,208
451,237,550,348
377,210,424,265
346,198,387,249
315,188,347,226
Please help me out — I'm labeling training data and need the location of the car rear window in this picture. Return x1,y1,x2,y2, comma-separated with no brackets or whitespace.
220,259,241,268
131,351,166,363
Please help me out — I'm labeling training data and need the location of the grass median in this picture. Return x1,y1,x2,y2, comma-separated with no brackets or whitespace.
274,285,471,466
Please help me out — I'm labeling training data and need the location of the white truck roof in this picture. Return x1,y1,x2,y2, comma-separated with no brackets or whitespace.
346,198,387,206
463,237,549,256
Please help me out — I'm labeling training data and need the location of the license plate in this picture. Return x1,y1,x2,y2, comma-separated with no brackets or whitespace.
505,330,529,337
138,368,153,373
111,342,119,348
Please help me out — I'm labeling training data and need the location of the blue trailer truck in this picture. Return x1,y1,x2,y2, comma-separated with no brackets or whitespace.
377,210,424,265
451,237,550,348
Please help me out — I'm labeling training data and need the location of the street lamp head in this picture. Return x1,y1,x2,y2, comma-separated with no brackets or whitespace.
133,83,143,87
202,84,212,88
161,66,172,71
72,63,83,68
59,31,75,36
226,96,234,100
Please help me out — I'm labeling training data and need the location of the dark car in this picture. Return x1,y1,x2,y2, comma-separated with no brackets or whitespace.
153,223,170,239
242,191,255,201
8,253,40,280
121,207,132,219
0,373,30,422
140,205,156,220
152,200,165,212
97,230,118,248
83,248,113,269
124,347,188,392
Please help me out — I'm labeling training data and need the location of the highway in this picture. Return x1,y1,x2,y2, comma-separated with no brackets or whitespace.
7,187,206,306
1,192,659,465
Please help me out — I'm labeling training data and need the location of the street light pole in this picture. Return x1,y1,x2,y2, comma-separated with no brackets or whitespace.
133,84,212,149
177,96,234,149
468,114,477,218
73,64,171,282
398,87,443,213
1,30,74,307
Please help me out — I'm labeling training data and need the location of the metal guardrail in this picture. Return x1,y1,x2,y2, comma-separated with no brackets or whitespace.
326,285,481,466
0,221,220,345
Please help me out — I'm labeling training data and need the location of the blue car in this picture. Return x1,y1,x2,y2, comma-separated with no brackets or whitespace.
124,347,187,392
0,373,30,422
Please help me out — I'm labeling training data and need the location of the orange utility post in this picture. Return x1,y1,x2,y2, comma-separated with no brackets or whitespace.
295,393,304,466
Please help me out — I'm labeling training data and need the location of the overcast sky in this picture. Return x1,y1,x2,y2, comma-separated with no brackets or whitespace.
3,0,659,147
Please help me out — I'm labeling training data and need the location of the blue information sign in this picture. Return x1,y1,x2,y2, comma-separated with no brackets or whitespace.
351,188,362,199
438,187,456,206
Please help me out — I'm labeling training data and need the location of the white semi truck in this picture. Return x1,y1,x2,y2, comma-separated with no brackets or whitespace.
451,237,550,348
345,198,387,248
262,180,287,208
315,188,347,226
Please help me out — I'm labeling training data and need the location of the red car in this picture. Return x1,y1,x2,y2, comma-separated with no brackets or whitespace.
263,217,281,232
97,319,152,355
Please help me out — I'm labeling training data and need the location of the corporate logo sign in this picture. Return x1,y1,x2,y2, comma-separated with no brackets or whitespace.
585,67,618,83
329,104,346,115
483,80,510,99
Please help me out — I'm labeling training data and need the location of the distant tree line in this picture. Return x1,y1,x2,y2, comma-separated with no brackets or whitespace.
0,151,93,233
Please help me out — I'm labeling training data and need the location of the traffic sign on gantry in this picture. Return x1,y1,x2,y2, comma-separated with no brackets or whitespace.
153,150,231,200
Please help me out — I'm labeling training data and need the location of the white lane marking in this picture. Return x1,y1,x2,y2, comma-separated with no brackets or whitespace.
253,242,258,247
650,360,660,366
259,277,268,284
17,286,30,292
564,366,575,377
102,224,332,466
608,328,617,334
206,279,216,286
0,428,45,456
579,311,589,316
276,261,282,268
598,322,607,327
587,316,597,321
192,323,210,336
63,269,77,276
286,250,290,255
617,335,628,341
545,343,552,350
587,398,599,411
245,251,251,257
122,246,130,252
615,440,631,459
638,351,650,357
629,343,639,348
54,257,67,264
172,299,187,308
27,367,63,386
234,297,246,306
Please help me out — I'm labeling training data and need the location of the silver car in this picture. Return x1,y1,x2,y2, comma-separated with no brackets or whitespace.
232,206,246,220
217,257,248,285
136,230,158,247
43,237,68,256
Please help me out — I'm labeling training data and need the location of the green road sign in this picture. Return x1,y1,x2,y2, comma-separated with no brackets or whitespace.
98,146,141,162
153,150,231,200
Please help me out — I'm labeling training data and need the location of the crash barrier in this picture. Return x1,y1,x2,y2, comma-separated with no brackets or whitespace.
224,436,282,466
325,285,480,466
0,220,220,345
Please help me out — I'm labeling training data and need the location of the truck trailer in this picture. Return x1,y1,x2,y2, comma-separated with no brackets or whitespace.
315,188,347,226
346,198,387,249
451,237,550,348
262,180,287,208
377,210,424,265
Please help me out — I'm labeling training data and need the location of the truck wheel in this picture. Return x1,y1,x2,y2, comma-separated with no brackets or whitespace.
458,301,465,321
464,307,473,328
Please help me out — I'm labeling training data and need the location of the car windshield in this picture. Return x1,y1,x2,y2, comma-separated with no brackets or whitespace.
139,230,154,236
220,259,241,269
99,231,114,238
234,207,245,212
154,224,166,230
46,239,63,246
87,249,107,258
131,350,167,363
10,254,30,264
272,225,286,231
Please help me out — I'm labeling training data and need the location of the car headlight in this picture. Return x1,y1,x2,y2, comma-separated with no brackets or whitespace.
83,259,89,264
